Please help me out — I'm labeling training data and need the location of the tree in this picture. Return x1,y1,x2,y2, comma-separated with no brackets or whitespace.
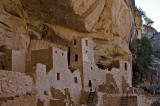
144,17,154,26
132,36,153,85
137,7,146,18
137,7,154,26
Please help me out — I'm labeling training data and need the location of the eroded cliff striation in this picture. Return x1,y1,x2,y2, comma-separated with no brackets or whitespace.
1,1,157,106
0,0,136,67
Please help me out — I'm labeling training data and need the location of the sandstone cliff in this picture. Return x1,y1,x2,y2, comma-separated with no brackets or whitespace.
0,0,136,66
2,1,158,106
143,25,157,38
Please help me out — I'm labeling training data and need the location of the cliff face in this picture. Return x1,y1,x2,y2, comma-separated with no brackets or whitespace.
151,33,160,50
142,25,158,38
0,0,136,65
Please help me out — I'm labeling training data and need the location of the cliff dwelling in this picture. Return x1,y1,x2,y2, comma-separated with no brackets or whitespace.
0,37,134,106
0,0,160,106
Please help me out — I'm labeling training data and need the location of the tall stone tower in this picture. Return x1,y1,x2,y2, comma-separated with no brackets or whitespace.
69,37,95,88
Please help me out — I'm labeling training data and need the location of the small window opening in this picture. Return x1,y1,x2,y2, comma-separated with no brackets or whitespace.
125,63,127,70
55,51,57,53
57,73,60,80
86,40,88,46
75,55,78,62
86,50,88,53
91,67,93,70
108,67,112,71
44,91,48,96
74,40,76,45
42,35,45,38
62,53,64,55
74,77,77,83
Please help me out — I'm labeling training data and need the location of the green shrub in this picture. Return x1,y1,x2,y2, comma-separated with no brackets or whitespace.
132,37,153,85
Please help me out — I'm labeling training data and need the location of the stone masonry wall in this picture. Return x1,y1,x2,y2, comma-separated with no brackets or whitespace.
12,49,26,73
0,48,12,71
103,95,137,106
0,46,25,73
34,62,82,105
1,94,37,106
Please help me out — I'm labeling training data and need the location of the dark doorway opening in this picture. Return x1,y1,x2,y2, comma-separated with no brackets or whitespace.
68,47,70,66
74,77,77,83
57,73,60,80
74,40,76,45
125,63,127,70
75,55,78,62
89,80,92,87
2,66,4,70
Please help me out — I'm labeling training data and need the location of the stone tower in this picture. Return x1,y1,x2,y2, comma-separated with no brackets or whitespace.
70,37,97,89
0,45,25,73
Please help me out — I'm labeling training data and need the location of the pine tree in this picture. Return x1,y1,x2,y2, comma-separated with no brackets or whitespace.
132,36,153,85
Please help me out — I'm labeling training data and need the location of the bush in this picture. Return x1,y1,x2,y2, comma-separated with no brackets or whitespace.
144,17,154,26
137,7,154,26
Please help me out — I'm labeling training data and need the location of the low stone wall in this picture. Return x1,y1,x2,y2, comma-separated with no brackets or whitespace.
103,95,137,106
0,94,36,106
137,95,160,106
50,99,66,106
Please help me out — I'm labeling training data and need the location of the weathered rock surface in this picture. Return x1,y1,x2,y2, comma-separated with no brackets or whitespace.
143,25,157,38
1,94,36,106
0,70,33,97
151,32,160,50
0,0,135,66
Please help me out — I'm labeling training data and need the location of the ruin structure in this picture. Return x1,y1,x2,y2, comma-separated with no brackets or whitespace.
0,45,25,73
0,0,160,105
1,37,156,106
